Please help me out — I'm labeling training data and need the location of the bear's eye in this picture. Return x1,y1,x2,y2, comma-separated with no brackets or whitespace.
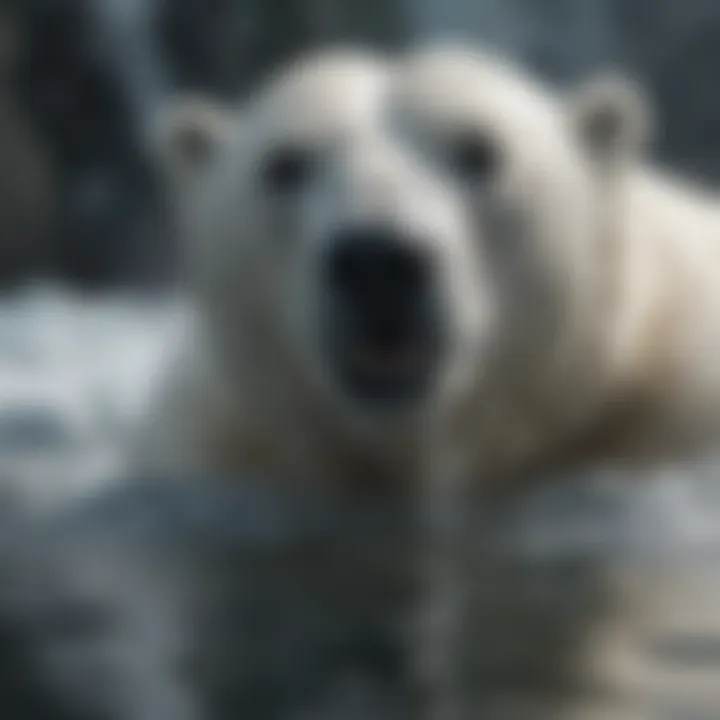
447,132,499,182
261,145,316,194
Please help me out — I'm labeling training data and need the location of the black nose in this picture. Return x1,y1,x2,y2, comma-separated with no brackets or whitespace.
321,227,445,406
325,227,432,306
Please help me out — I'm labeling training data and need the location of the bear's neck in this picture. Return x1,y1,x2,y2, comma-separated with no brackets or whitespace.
447,169,701,488
497,168,720,483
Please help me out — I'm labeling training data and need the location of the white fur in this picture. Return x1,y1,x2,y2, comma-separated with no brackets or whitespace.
137,44,720,490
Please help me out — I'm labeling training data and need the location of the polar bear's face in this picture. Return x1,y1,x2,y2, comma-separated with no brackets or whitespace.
162,51,493,421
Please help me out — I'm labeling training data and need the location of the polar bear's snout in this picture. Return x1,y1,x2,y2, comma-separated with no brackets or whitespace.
319,223,448,408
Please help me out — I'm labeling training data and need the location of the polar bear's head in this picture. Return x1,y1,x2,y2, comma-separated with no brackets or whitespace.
158,46,649,429
158,50,493,424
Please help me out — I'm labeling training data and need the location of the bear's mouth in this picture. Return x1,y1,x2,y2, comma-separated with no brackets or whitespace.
318,282,447,411
357,344,423,376
332,334,440,408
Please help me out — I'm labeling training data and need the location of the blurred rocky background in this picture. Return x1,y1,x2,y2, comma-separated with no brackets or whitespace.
0,0,719,291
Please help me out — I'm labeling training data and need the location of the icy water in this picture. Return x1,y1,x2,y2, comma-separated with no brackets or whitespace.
0,285,185,506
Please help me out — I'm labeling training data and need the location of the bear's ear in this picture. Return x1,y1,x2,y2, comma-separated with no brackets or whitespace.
569,73,652,167
151,95,235,189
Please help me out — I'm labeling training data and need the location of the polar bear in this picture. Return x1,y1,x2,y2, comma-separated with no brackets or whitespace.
132,45,720,719
140,44,720,492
